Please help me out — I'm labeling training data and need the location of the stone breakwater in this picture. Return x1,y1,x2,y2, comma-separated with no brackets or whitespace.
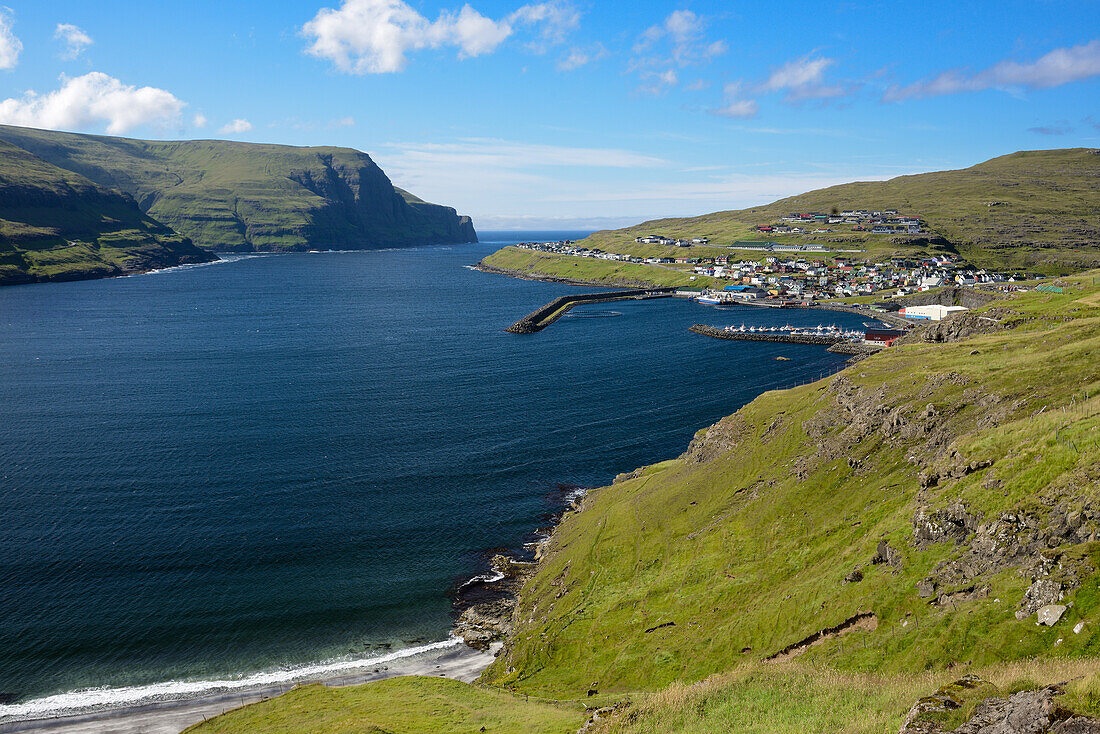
689,324,846,345
506,289,675,334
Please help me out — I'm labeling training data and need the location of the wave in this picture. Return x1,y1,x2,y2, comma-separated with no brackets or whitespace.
140,253,271,277
0,637,463,723
458,569,506,590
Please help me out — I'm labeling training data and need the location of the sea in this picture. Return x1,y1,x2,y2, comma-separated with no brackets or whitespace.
0,232,871,721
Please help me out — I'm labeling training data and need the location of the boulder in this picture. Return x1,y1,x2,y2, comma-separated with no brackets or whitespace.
1037,604,1068,626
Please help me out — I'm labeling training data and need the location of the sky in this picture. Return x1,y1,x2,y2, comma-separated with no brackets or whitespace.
0,1,1097,230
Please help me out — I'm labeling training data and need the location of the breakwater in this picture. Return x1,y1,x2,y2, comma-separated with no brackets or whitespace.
506,289,675,334
689,324,846,345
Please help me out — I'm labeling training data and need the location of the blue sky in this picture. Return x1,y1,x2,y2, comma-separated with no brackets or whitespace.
0,0,1097,229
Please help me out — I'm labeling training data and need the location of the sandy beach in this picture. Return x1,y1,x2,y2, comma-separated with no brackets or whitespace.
0,642,497,734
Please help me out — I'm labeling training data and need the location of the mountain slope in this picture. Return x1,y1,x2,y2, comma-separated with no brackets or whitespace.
578,149,1100,272
0,125,477,252
0,140,214,285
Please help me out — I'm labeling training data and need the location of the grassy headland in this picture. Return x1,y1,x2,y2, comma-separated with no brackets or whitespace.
0,124,476,252
0,140,213,285
191,273,1100,732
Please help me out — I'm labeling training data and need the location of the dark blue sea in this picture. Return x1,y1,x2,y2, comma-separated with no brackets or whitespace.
0,233,869,719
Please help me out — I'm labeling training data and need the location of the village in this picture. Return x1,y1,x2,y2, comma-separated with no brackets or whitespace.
512,238,1027,305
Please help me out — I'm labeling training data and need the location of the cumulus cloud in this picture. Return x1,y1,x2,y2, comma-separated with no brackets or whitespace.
193,113,208,128
0,9,22,70
218,118,253,134
0,72,184,133
885,39,1100,101
302,0,579,74
629,9,726,94
55,23,93,60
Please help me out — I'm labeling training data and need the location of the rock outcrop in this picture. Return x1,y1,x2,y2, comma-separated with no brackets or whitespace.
900,677,1100,733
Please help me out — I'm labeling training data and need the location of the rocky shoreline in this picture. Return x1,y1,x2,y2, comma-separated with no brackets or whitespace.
451,485,588,651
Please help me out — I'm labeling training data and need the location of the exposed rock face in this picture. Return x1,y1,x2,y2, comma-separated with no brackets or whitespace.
900,677,1100,734
910,498,1099,620
682,415,751,464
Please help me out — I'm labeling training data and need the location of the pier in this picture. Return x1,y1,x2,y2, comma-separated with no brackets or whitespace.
688,324,847,345
505,288,677,334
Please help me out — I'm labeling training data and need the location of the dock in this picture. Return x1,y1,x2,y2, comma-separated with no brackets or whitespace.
506,288,676,334
688,324,846,345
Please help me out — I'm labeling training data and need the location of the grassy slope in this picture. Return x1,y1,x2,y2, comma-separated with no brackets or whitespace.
0,140,212,284
484,272,1100,701
184,677,584,734
0,125,476,252
480,246,722,289
576,148,1100,274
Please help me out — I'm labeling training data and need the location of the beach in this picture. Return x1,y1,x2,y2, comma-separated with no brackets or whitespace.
0,641,497,734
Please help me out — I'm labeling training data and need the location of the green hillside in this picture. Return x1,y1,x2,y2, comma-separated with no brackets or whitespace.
0,140,214,285
0,125,477,252
577,149,1100,273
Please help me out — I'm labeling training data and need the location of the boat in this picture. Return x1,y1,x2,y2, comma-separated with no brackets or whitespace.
696,295,722,305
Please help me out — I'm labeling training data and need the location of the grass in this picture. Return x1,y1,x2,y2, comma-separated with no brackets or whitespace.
481,246,723,289
0,124,476,252
0,140,211,284
574,148,1100,275
183,676,586,734
590,658,1100,733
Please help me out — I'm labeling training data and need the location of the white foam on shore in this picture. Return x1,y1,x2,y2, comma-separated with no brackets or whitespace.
140,253,270,277
0,637,463,723
458,569,506,590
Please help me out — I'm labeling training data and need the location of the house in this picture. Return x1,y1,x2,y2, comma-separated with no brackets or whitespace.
864,327,906,346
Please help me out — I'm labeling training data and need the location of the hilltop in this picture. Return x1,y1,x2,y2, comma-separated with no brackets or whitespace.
0,140,213,285
0,125,477,252
577,149,1099,273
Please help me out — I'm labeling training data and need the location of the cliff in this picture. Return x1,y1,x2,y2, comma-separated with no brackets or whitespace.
0,141,214,285
0,125,477,252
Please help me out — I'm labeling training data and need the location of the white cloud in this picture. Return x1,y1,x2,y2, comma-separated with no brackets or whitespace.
0,72,184,134
55,23,93,60
885,39,1100,101
557,43,605,71
193,113,208,127
219,118,253,134
761,55,850,102
302,0,578,74
510,1,580,51
711,99,758,118
633,10,725,66
0,9,22,70
629,9,725,93
708,81,757,118
763,56,832,90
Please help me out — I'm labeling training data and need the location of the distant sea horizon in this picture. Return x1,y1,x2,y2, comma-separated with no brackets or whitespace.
0,234,866,721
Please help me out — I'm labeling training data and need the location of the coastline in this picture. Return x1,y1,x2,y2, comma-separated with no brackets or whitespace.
0,640,498,734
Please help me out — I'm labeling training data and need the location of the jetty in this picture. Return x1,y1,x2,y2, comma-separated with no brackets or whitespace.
506,288,676,334
688,324,846,345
